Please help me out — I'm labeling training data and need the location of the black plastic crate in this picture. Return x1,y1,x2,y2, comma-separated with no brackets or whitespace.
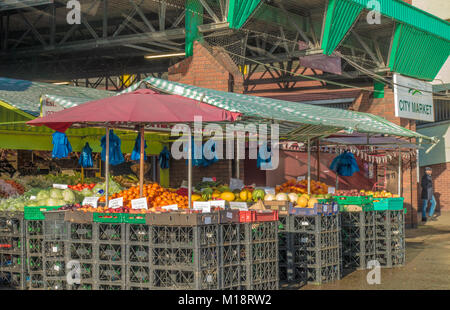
290,214,339,233
44,277,67,290
70,223,97,242
97,263,126,288
0,271,26,289
127,223,151,244
0,212,25,236
375,249,405,268
126,265,151,289
296,264,340,285
28,272,45,290
151,267,219,290
97,223,127,243
151,224,220,248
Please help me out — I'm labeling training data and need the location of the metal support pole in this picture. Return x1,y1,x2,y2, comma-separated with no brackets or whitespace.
416,149,420,184
316,139,320,181
236,137,240,179
139,125,145,198
105,126,110,207
398,146,402,197
307,138,311,195
188,135,192,208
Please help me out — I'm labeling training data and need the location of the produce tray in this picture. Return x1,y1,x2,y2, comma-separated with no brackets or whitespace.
339,204,374,212
263,201,291,214
372,197,404,211
44,210,93,223
217,209,240,223
123,214,147,224
238,210,278,223
333,196,373,205
289,202,338,216
93,212,124,223
24,206,63,220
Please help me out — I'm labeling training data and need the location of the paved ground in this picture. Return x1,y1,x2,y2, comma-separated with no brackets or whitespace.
299,211,450,290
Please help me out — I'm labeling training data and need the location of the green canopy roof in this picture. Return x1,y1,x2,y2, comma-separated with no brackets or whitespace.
117,77,435,144
0,77,114,117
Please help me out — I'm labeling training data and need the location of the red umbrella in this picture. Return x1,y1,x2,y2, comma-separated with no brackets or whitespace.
27,89,241,132
27,89,241,206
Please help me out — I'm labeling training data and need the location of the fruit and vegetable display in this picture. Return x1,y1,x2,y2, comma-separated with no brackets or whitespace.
276,179,329,195
99,182,189,211
264,191,332,209
336,189,397,198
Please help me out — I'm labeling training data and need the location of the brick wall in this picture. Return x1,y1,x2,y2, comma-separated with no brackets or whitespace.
419,163,450,212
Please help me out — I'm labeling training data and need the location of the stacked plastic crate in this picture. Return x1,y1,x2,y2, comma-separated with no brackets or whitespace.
125,214,151,290
148,212,221,290
340,210,376,275
374,209,405,268
0,211,27,289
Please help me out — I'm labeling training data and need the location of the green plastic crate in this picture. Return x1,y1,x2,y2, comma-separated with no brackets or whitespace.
372,197,404,211
24,206,63,220
333,195,373,205
123,213,147,224
93,212,124,223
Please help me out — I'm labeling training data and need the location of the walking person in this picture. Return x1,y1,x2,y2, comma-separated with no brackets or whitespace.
421,167,438,222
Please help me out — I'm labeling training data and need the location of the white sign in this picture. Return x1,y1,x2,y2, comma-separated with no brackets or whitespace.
229,178,244,191
263,187,276,195
393,74,434,122
297,176,306,181
202,177,214,182
30,196,37,200
209,200,226,209
82,197,98,208
41,98,65,117
229,202,248,211
161,204,179,211
131,198,148,210
53,184,68,189
193,201,211,213
328,187,336,194
108,197,123,209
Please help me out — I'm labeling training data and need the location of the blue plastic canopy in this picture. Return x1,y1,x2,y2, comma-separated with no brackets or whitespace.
51,131,72,159
131,133,147,161
100,129,124,166
329,151,360,176
159,146,170,169
78,142,93,168
257,143,272,169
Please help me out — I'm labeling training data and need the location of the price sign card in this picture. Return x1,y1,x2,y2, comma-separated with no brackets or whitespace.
162,204,179,211
297,176,306,181
209,200,226,209
263,187,276,195
53,184,68,189
109,197,123,209
229,202,248,211
202,177,214,182
193,201,211,213
229,178,244,191
131,198,148,210
82,197,99,208
328,187,336,194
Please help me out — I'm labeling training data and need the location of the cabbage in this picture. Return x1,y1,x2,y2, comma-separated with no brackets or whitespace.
37,199,48,206
62,189,76,203
49,189,63,199
36,190,50,200
46,198,60,206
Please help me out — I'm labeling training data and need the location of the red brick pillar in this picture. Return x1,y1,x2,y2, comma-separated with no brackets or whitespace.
167,41,245,188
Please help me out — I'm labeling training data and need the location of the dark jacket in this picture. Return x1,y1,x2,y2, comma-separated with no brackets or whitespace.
421,174,433,200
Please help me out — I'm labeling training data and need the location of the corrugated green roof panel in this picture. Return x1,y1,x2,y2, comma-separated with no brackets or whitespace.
0,77,115,117
322,0,363,55
389,23,450,81
118,77,435,143
348,0,450,41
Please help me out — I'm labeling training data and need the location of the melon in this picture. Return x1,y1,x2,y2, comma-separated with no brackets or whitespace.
275,193,289,201
296,196,309,208
220,191,236,202
288,193,299,203
308,198,319,208
264,194,275,201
